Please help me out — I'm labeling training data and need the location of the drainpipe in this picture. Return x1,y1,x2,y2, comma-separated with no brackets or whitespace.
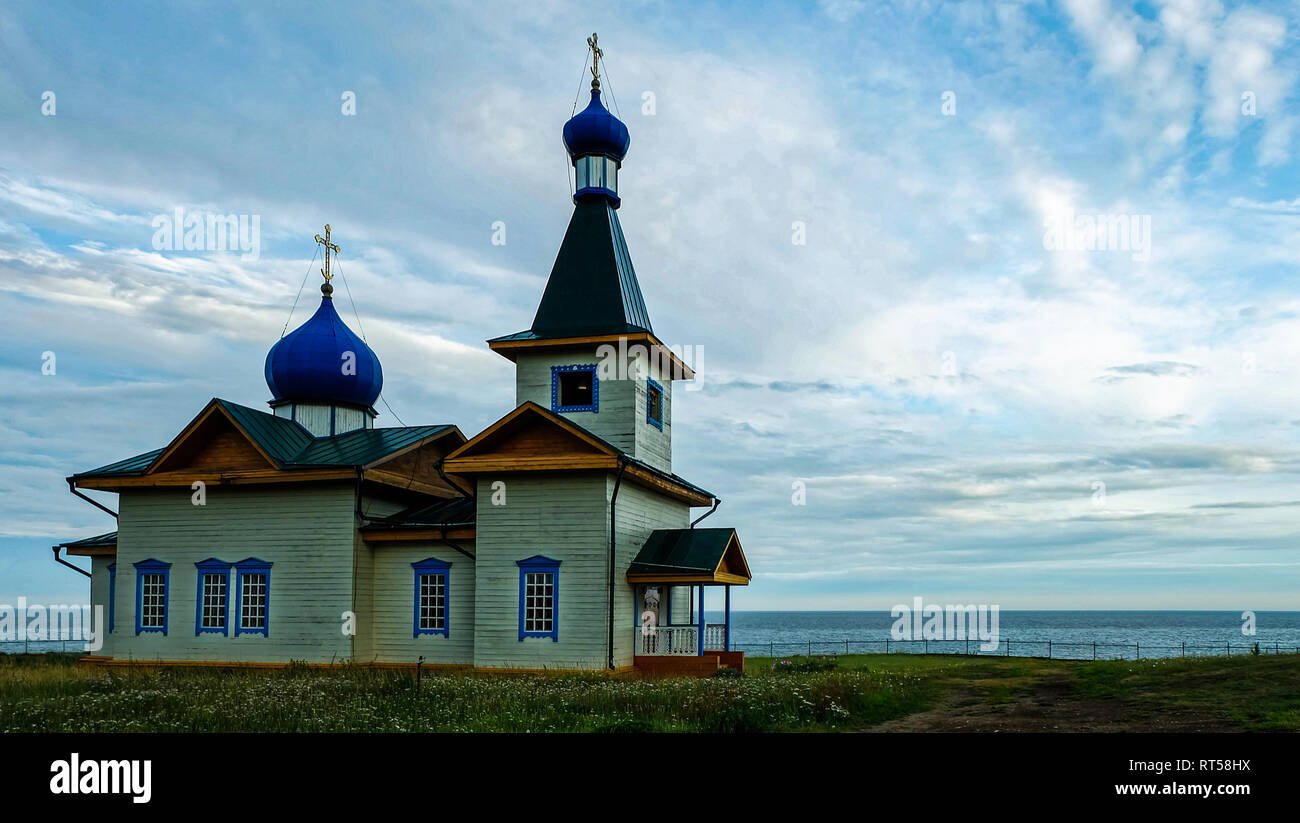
608,458,629,671
353,467,371,522
66,478,117,519
439,523,476,561
435,458,476,502
690,497,720,528
51,546,91,578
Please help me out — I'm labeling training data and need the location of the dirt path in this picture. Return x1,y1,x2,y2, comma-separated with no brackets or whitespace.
866,672,1238,733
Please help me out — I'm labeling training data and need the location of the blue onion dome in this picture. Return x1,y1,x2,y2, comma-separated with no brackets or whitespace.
265,285,383,408
563,89,630,163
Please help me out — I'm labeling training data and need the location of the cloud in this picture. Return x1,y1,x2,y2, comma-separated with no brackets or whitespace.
2,0,1300,609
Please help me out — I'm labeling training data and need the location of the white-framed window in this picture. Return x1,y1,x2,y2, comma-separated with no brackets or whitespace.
412,558,451,638
524,572,555,634
195,559,232,635
419,574,445,629
240,574,267,630
517,555,561,641
140,574,166,628
234,558,272,637
133,559,171,635
201,573,227,628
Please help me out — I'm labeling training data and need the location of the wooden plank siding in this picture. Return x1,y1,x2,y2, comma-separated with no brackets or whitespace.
89,557,112,637
472,473,612,669
471,471,690,670
514,349,672,473
633,370,671,473
103,483,358,663
612,481,690,662
86,449,693,670
366,541,475,665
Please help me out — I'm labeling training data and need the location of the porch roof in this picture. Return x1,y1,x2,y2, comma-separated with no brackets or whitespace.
627,528,751,585
57,531,118,557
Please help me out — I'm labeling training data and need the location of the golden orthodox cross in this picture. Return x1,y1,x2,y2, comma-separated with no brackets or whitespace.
588,33,603,89
314,224,340,283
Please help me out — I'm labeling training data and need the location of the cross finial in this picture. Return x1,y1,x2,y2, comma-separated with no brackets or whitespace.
587,32,603,90
313,224,340,297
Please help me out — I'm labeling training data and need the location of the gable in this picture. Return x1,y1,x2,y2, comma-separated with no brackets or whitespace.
444,402,620,473
150,402,277,474
72,398,466,498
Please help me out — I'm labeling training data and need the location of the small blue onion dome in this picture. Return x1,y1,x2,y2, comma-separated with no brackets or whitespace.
265,290,383,408
563,89,630,162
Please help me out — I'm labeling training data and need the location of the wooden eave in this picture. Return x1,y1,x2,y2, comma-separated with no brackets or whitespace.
487,331,696,380
74,467,453,498
625,571,750,585
360,526,477,543
65,546,116,558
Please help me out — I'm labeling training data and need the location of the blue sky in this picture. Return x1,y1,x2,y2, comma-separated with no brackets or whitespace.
2,0,1300,610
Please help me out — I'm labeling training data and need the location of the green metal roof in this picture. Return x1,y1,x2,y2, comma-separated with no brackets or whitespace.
56,531,118,550
288,424,454,467
629,528,740,576
494,200,653,342
73,398,458,478
78,448,165,478
217,399,314,464
366,497,476,529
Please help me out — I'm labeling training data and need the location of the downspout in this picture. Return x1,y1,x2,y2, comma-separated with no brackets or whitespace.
353,466,370,522
608,458,629,671
435,458,476,502
438,523,476,561
66,478,117,520
690,497,720,528
355,464,475,558
51,546,91,578
352,467,364,663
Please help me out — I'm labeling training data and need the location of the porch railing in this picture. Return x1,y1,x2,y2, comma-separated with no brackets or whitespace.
704,623,727,651
635,624,729,656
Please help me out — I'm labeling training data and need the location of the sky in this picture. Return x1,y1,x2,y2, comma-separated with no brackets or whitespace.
1,0,1299,610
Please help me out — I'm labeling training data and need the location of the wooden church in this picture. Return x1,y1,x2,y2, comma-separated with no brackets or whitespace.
57,39,751,675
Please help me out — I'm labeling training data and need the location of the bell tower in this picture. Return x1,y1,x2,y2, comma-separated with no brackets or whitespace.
486,35,692,472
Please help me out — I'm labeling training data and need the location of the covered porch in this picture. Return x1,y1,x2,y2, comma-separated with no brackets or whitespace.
627,528,751,673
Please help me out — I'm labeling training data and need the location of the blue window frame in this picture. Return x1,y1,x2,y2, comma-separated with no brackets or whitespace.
411,558,451,638
646,378,664,430
551,364,599,413
517,555,561,641
233,558,272,637
106,563,116,634
133,559,171,635
194,558,232,636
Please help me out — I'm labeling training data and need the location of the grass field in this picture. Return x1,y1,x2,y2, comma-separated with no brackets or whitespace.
2,652,1297,732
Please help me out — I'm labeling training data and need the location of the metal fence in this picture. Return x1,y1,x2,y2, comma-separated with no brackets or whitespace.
734,638,1300,661
0,640,85,655
5,637,1298,661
